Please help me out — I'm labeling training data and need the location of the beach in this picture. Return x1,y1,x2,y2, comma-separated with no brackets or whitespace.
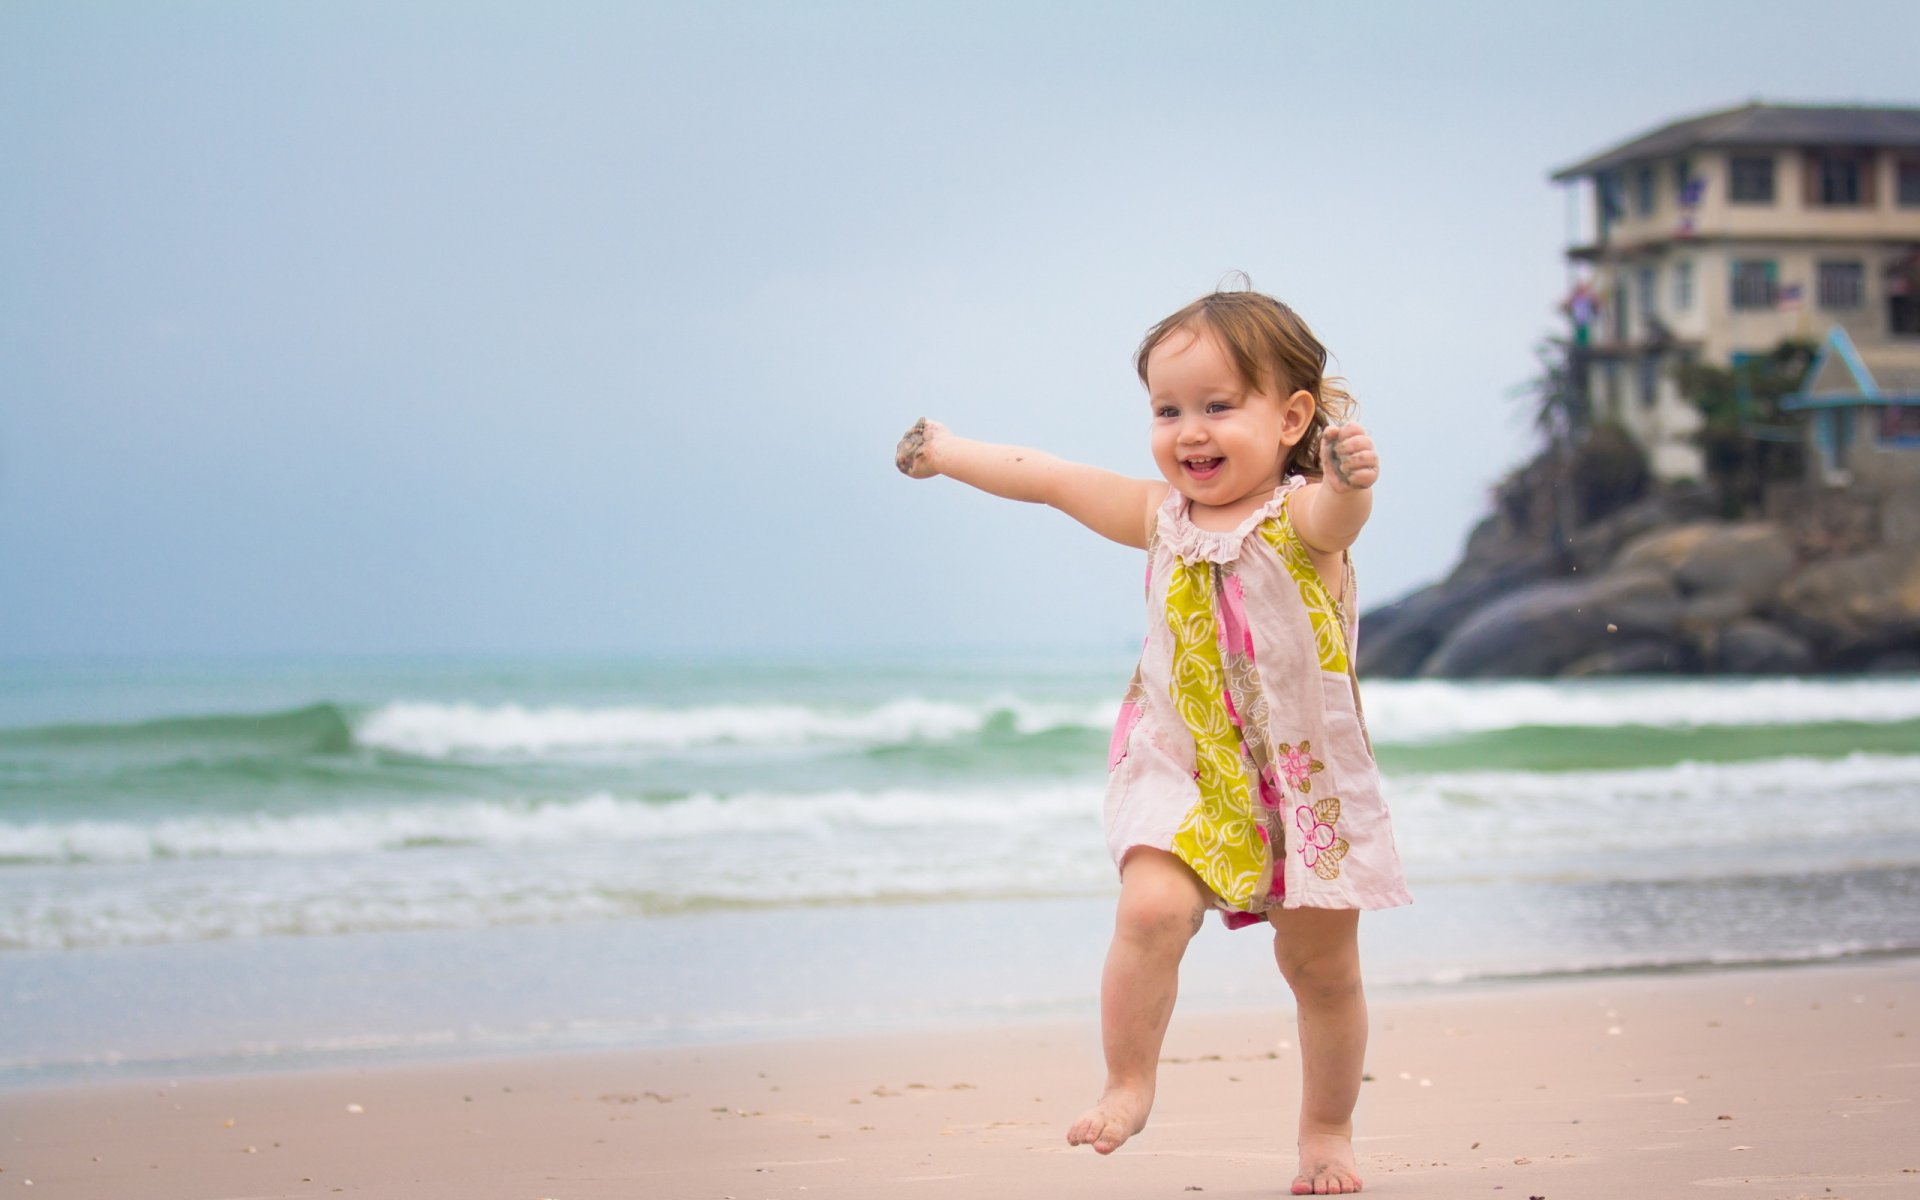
5,656,1920,1195
6,957,1916,1198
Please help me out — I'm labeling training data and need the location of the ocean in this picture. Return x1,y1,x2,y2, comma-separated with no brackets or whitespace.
4,654,1919,1087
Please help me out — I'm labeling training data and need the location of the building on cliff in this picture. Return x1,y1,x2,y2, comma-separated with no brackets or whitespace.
1551,102,1920,482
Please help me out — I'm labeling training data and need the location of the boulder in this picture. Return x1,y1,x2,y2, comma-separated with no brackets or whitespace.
1357,582,1449,678
1358,551,1561,677
1771,547,1920,665
1714,619,1817,675
1864,647,1920,674
1614,521,1797,601
1448,513,1549,584
1678,591,1753,626
1563,639,1699,677
1419,570,1681,678
1565,484,1717,574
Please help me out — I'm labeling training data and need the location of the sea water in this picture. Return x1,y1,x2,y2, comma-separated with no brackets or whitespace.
4,654,1919,1085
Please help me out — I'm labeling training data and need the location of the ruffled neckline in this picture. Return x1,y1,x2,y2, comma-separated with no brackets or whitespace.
1157,476,1307,564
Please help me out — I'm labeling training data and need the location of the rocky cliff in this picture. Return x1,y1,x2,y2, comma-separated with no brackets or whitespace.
1360,483,1920,678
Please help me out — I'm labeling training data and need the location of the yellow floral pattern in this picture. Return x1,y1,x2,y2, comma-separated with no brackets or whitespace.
1164,560,1270,908
1256,506,1349,674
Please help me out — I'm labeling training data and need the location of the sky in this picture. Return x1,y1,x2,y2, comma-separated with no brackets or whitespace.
3,0,1916,658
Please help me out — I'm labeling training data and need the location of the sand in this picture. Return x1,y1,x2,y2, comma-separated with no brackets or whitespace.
4,957,1916,1199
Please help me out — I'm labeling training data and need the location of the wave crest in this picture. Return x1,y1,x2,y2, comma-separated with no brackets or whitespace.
1367,677,1920,740
0,784,1104,865
352,697,1108,757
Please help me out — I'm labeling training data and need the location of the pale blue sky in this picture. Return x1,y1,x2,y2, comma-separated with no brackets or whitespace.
3,1,1915,657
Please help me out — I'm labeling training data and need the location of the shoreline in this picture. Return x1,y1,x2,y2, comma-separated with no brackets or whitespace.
6,955,1915,1198
9,942,1918,1095
10,884,1917,1095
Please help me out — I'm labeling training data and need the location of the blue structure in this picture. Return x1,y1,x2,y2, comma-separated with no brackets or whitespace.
1782,325,1920,482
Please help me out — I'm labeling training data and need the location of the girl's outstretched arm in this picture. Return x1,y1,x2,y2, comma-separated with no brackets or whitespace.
895,418,1165,550
1290,422,1378,554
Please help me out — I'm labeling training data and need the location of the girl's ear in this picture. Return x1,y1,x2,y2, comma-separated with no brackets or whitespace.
1279,389,1317,446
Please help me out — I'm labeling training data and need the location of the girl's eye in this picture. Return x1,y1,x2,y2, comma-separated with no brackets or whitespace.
1207,401,1231,413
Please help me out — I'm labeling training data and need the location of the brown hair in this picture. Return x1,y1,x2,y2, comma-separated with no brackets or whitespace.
1135,285,1354,478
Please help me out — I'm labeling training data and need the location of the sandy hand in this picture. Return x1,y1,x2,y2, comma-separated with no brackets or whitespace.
894,417,946,478
1321,423,1379,493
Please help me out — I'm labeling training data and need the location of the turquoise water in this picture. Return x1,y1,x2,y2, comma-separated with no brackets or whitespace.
4,655,1919,1084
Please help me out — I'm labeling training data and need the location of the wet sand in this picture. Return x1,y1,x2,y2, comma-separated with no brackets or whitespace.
5,957,1916,1199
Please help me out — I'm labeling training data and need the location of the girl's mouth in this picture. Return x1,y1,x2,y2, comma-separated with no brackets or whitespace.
1183,457,1223,478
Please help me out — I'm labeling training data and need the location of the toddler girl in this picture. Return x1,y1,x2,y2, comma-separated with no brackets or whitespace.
894,286,1409,1195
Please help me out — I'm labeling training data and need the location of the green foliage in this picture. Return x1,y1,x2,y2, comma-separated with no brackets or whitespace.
1571,420,1649,521
1499,341,1648,542
1525,336,1588,445
1671,338,1815,517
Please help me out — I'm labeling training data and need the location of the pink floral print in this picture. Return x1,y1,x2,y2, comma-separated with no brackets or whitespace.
1295,797,1349,880
1276,741,1325,793
1296,803,1337,867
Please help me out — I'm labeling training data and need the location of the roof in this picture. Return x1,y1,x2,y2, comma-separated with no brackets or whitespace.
1783,326,1920,409
1551,103,1920,181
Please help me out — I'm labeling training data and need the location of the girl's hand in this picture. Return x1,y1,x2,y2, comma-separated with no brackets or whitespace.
1321,423,1379,493
895,417,947,478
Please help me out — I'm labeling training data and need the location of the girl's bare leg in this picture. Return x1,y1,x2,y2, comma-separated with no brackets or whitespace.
1067,848,1209,1154
1269,907,1366,1195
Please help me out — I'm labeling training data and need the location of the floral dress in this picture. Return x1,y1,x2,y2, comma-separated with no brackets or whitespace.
1104,478,1411,924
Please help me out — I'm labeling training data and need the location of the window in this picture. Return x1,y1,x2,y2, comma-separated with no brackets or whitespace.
1638,354,1660,410
1673,157,1692,201
1810,151,1872,206
1731,260,1777,310
1638,266,1658,324
1818,261,1864,310
1673,259,1695,311
1891,251,1920,335
1635,165,1656,215
1613,273,1630,341
1893,295,1920,336
1899,158,1920,206
1597,171,1625,227
1730,155,1775,203
1881,405,1920,445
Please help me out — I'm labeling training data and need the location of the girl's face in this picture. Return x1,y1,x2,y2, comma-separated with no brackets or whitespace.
1145,324,1314,513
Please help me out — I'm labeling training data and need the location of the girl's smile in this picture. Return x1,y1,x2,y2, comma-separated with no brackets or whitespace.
1145,325,1314,525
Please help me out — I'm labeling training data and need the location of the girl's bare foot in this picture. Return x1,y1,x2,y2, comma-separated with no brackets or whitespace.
1292,1129,1362,1194
1065,1086,1152,1155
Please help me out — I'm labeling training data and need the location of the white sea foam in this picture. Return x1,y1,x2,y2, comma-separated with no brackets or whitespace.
1365,677,1920,740
1387,751,1920,870
0,786,1118,950
0,784,1107,864
353,696,1111,757
7,750,1920,950
346,677,1920,759
7,753,1920,869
